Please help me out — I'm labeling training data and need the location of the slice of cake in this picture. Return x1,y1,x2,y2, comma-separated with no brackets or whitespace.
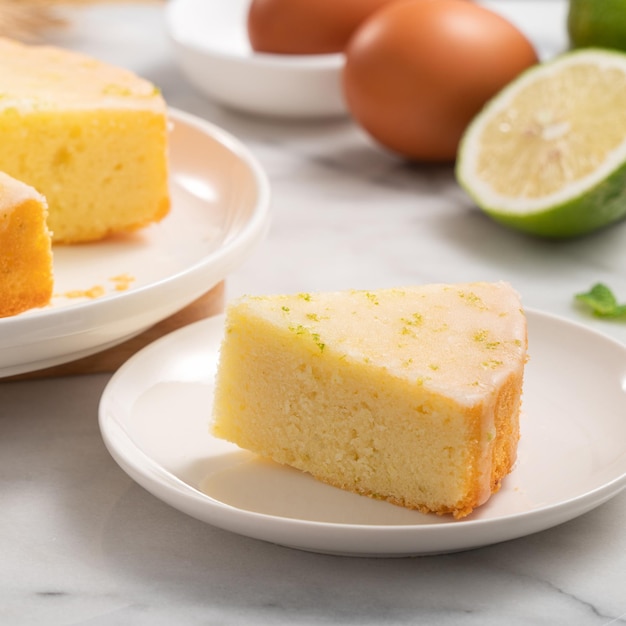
0,37,170,244
212,282,528,519
0,171,53,317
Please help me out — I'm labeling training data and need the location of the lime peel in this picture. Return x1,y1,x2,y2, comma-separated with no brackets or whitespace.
568,0,626,51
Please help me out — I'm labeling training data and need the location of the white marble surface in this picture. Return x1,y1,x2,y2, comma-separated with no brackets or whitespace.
2,3,626,625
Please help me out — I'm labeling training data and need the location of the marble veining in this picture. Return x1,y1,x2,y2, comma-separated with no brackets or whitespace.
1,3,625,625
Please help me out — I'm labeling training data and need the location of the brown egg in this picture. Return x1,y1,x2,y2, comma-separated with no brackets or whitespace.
247,0,396,55
343,0,539,162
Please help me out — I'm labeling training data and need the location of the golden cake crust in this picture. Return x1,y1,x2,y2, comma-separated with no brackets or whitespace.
0,171,53,317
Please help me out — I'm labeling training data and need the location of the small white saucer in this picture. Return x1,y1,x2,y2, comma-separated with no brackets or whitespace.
99,310,626,557
166,0,347,119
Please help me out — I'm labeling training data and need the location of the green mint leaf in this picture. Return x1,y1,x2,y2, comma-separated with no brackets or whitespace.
575,283,624,318
606,304,626,320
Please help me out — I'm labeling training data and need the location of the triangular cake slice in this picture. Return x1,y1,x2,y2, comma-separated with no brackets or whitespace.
212,282,528,518
0,171,53,317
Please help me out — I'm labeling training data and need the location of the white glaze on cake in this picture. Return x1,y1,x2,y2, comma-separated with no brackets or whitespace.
240,282,526,406
0,170,44,213
0,37,163,113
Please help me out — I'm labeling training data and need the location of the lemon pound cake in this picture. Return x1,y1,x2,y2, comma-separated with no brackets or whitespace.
0,171,53,317
212,282,528,519
0,37,169,244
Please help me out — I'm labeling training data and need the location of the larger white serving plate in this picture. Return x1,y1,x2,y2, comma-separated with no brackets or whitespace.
99,309,626,557
0,108,270,378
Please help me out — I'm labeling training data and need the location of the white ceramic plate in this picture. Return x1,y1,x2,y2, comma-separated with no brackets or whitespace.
0,108,270,378
99,309,626,557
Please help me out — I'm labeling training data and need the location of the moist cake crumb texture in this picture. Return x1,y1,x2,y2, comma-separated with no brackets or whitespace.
212,281,528,519
0,36,170,244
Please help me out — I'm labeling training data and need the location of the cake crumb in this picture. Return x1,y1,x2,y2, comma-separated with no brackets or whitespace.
61,285,105,299
110,273,135,291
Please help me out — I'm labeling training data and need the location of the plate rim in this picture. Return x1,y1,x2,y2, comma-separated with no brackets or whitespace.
0,107,271,377
98,308,626,556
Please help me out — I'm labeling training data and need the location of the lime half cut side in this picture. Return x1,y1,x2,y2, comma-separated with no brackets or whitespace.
456,48,626,238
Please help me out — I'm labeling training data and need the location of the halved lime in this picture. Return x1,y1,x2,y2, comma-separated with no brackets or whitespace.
456,48,626,238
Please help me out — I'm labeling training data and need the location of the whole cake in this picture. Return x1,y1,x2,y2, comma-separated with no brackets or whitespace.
0,37,170,244
0,171,53,317
212,282,528,519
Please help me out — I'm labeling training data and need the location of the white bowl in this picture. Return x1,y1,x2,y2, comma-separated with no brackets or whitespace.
166,0,347,119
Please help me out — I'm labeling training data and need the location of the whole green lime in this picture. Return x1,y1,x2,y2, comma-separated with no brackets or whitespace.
568,0,626,50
